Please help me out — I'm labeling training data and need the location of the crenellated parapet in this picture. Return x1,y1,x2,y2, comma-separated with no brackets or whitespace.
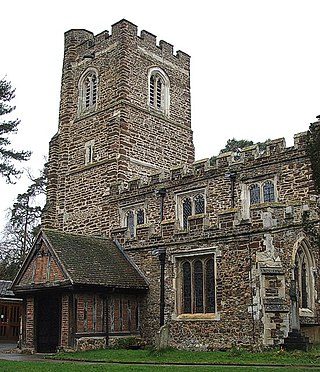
64,19,190,68
112,131,310,196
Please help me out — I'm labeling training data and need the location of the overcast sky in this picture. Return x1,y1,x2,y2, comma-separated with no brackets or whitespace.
1,0,320,229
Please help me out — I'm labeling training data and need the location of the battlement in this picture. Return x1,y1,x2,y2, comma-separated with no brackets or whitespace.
64,19,190,67
113,130,310,195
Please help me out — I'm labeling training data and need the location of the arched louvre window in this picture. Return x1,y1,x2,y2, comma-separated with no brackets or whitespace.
148,68,170,115
249,184,260,204
182,198,192,229
79,69,98,113
263,181,275,203
180,256,215,314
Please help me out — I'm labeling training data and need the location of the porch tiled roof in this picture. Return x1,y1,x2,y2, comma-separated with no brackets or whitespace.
43,229,148,290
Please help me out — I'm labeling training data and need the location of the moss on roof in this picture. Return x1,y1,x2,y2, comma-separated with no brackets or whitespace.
43,229,148,290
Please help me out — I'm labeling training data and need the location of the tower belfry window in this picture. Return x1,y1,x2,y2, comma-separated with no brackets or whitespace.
79,69,98,114
148,68,170,115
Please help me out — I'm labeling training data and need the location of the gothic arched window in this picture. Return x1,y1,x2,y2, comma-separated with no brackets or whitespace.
182,197,192,229
122,205,146,238
78,69,98,114
148,68,170,115
294,241,315,310
263,181,275,203
194,194,205,214
126,210,135,238
177,191,206,230
180,256,215,315
249,184,260,204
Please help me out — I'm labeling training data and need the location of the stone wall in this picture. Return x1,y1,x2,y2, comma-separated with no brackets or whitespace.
43,19,194,230
41,19,320,350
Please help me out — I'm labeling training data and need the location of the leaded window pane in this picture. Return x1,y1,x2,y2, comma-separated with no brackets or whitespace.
182,198,192,229
182,262,191,313
127,210,135,238
206,258,215,313
301,260,308,308
250,184,260,204
195,194,205,214
194,260,204,313
137,209,145,225
263,181,275,203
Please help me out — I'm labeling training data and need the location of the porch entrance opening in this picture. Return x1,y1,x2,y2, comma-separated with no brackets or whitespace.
36,293,60,352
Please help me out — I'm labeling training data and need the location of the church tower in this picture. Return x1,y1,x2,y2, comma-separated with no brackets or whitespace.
43,20,194,233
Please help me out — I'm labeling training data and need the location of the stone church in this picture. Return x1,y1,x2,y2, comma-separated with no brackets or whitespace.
12,19,320,352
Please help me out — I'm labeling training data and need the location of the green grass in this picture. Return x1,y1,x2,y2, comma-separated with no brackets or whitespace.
0,361,320,371
2,347,320,371
51,347,320,366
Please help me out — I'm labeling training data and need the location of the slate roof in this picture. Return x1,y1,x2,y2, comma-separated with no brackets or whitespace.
42,229,148,290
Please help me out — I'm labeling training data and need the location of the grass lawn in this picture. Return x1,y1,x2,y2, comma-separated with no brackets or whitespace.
0,361,320,371
51,347,320,366
2,348,320,371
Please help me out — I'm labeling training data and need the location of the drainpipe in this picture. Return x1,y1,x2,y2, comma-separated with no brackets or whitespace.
229,172,236,208
152,248,166,327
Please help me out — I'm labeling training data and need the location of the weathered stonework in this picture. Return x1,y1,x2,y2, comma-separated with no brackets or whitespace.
13,19,320,352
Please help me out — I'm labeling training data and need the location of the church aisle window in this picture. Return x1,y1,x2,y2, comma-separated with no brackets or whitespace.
121,205,146,238
249,180,276,205
179,255,215,315
176,190,206,230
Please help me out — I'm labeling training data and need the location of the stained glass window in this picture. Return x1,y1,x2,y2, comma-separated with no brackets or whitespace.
182,197,192,229
194,194,205,214
182,262,191,313
263,181,275,203
249,184,260,204
180,256,215,315
301,261,308,308
206,259,215,313
194,260,204,313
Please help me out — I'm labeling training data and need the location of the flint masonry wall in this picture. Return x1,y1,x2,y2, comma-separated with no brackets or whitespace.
108,131,320,349
41,19,320,350
43,19,194,231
